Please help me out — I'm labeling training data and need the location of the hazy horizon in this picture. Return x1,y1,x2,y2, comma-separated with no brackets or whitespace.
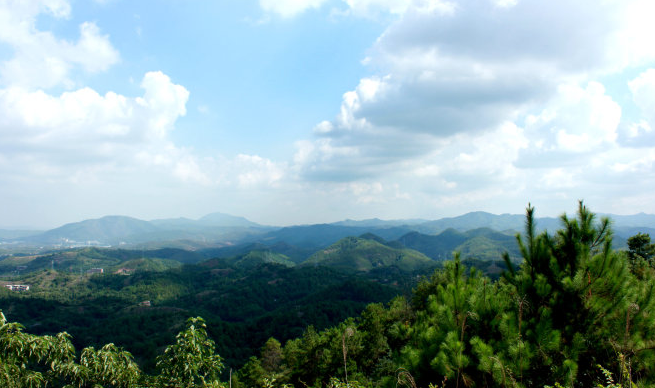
3,207,655,232
1,1,654,230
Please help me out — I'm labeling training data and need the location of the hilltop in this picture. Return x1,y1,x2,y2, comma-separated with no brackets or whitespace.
302,236,435,272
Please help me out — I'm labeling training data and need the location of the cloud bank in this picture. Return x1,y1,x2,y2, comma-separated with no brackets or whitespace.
285,0,655,218
2,0,655,227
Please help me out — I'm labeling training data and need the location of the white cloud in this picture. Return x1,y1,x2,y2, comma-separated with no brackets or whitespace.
137,71,190,139
172,155,211,185
284,0,655,219
259,0,456,19
0,0,119,89
629,68,655,123
611,150,655,174
0,65,289,193
348,181,385,204
3,0,655,225
491,0,518,8
344,0,456,17
345,0,412,15
613,68,655,147
539,168,577,190
313,120,334,135
529,81,621,153
404,121,529,195
625,120,652,139
293,1,639,181
259,0,329,18
0,71,189,178
234,154,286,188
606,0,655,71
259,0,655,218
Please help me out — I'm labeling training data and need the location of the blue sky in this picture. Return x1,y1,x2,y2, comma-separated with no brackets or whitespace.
1,0,655,228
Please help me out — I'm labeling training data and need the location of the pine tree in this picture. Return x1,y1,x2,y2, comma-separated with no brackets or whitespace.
476,202,655,387
402,253,493,387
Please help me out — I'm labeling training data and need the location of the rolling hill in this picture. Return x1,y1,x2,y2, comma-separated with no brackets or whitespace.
226,250,296,269
25,216,159,245
392,228,523,261
0,247,206,276
302,236,436,272
257,224,412,249
3,210,654,256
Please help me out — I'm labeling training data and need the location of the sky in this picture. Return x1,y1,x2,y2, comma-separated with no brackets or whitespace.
1,0,655,229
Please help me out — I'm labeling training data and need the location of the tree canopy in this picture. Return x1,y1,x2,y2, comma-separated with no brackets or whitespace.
2,202,655,387
0,314,226,387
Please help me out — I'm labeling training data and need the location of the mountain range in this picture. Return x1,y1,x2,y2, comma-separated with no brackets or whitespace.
2,210,654,253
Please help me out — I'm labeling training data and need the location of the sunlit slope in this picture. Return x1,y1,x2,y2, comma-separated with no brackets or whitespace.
302,236,435,272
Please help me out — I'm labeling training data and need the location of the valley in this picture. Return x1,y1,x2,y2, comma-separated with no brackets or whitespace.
2,207,654,386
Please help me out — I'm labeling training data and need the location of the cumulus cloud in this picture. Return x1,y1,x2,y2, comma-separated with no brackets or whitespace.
294,1,604,181
3,0,655,225
523,81,621,154
284,0,655,218
343,0,456,17
260,0,457,18
606,0,655,71
0,0,298,228
0,68,290,190
0,71,189,175
0,0,119,89
259,0,329,18
629,68,655,123
233,154,286,188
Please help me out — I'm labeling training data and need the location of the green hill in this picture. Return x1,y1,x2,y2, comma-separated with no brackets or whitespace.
0,247,205,276
392,227,521,261
259,224,412,250
456,228,521,260
200,241,314,264
302,236,435,272
0,261,411,371
394,228,468,260
25,216,160,245
228,250,295,269
111,258,182,273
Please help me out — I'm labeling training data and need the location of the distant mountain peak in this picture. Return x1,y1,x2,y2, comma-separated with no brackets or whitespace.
25,215,160,245
197,212,260,227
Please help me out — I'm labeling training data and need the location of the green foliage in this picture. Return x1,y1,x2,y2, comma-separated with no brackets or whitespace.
230,250,295,269
304,236,435,272
155,317,225,387
0,311,75,387
327,377,367,388
237,296,414,388
0,246,204,276
477,202,655,387
58,343,142,388
627,233,655,263
237,202,655,388
1,309,145,387
627,233,655,279
4,203,655,388
1,261,408,371
1,311,226,387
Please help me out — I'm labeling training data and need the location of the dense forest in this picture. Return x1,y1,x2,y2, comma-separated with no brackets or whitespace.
2,203,655,387
0,260,427,372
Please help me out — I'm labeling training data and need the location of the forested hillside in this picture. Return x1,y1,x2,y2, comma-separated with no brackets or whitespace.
2,203,655,387
0,258,428,372
0,228,520,277
302,236,435,272
3,210,647,253
234,204,655,388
